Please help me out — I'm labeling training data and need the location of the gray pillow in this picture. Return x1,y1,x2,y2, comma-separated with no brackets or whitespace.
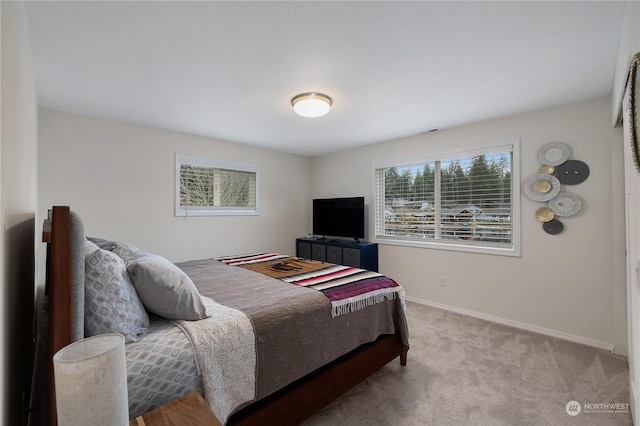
87,236,117,251
83,239,149,342
111,241,146,263
126,252,208,321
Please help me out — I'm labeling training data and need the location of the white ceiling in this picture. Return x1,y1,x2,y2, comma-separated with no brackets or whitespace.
25,1,625,157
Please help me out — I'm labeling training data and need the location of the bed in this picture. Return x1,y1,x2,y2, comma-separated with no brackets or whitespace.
41,206,409,425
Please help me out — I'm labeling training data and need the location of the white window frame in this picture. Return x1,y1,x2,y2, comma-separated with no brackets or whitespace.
372,139,521,257
175,153,260,217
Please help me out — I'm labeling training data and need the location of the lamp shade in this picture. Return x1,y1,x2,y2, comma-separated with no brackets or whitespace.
53,333,128,426
291,92,332,118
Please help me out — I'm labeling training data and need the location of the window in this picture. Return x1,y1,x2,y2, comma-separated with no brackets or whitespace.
175,154,259,216
373,140,520,256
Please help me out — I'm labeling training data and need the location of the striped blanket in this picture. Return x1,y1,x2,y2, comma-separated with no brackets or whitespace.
217,253,404,317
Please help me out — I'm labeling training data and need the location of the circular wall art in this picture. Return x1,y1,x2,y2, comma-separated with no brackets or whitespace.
524,174,561,202
543,219,564,235
538,142,571,166
554,160,590,185
548,192,582,217
528,141,589,235
539,165,555,175
536,207,555,222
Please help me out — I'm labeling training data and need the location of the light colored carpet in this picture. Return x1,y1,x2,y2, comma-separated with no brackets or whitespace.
303,301,632,425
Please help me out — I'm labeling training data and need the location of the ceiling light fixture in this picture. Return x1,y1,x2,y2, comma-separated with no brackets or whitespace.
291,92,332,118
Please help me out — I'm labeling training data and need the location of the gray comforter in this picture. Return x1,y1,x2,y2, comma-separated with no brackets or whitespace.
176,258,409,405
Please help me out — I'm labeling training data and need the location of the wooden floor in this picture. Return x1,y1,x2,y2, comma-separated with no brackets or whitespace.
129,392,222,426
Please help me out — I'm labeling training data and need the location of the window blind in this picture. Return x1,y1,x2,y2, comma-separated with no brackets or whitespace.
373,140,520,256
176,154,259,216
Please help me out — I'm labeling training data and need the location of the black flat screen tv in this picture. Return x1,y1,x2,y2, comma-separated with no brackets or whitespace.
313,197,365,241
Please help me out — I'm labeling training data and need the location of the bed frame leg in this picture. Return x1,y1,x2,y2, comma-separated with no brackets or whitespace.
400,344,408,366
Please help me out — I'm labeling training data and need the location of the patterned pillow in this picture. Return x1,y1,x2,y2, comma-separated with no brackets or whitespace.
126,252,208,321
84,240,149,342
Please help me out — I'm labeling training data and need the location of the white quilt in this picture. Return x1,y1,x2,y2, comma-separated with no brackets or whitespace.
177,297,256,423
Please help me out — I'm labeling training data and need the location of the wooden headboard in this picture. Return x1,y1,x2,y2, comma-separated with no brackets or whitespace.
42,206,85,426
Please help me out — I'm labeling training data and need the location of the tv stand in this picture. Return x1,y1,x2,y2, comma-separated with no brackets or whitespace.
296,238,378,272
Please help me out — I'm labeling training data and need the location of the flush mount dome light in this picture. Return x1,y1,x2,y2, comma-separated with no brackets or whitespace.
291,92,332,118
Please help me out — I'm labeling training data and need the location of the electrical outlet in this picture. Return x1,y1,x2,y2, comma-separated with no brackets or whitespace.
440,275,447,287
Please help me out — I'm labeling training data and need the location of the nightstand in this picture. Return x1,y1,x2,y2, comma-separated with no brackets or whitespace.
129,392,222,426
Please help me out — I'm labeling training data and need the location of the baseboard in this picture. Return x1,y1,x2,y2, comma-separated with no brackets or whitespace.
630,380,637,424
405,296,616,352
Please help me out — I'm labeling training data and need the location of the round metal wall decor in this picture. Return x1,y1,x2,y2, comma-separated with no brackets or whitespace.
539,165,555,175
549,192,582,217
538,142,571,166
554,160,590,185
528,140,589,235
543,218,564,235
524,174,561,202
536,207,555,222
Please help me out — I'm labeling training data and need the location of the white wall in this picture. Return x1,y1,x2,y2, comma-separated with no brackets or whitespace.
38,109,312,266
616,1,640,420
312,96,627,354
1,1,39,424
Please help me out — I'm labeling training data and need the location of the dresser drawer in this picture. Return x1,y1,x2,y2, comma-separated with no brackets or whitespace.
311,243,326,261
297,241,311,259
343,248,361,268
326,246,342,264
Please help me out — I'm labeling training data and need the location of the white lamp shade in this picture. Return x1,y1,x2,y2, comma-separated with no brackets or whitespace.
292,93,332,118
53,333,128,426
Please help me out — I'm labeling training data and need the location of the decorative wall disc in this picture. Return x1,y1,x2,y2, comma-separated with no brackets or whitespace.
554,160,590,185
524,174,561,202
549,192,582,217
539,165,555,175
543,218,564,234
538,142,571,166
534,181,551,193
536,207,555,222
